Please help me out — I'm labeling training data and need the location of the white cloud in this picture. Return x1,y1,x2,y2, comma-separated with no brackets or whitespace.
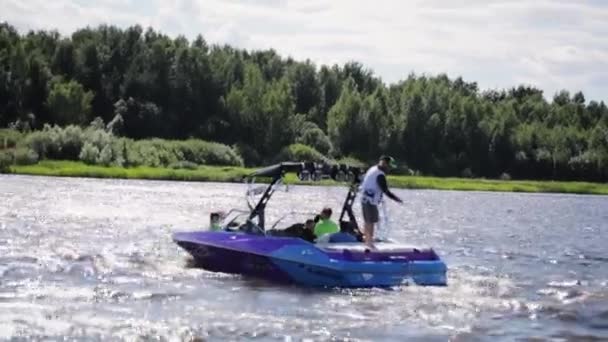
1,0,607,101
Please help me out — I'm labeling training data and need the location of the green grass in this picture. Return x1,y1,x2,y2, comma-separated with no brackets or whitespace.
10,160,252,183
8,160,608,195
385,175,608,195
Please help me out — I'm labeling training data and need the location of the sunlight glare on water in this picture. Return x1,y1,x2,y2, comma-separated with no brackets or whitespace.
1,174,607,341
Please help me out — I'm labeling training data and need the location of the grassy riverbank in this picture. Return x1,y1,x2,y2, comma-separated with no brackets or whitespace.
7,160,608,195
9,161,251,182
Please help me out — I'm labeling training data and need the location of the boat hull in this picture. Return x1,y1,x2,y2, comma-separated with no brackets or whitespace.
173,231,447,287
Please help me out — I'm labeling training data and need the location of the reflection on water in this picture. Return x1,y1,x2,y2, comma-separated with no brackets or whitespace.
1,174,607,341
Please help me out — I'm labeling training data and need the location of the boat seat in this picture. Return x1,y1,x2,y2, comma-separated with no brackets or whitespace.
267,223,316,243
314,232,358,244
327,232,358,243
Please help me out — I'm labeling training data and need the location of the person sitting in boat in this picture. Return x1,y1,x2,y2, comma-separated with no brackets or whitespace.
314,207,339,238
304,219,314,232
302,219,316,242
209,212,222,231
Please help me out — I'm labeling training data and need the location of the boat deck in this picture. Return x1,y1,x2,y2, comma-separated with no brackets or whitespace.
316,242,440,262
316,242,432,253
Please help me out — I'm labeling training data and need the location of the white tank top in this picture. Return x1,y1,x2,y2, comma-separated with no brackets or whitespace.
360,165,384,205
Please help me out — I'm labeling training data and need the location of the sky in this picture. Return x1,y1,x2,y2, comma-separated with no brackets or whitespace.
2,0,608,102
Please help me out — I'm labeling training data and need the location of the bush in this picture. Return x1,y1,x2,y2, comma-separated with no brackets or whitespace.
171,140,244,166
84,126,113,151
169,161,199,170
24,129,54,158
122,139,243,168
106,114,124,135
133,139,176,167
337,156,366,168
128,140,170,167
45,124,66,158
0,129,23,149
61,125,85,158
392,165,415,176
13,148,39,165
110,138,128,167
461,168,474,178
275,144,331,164
8,117,33,132
19,123,114,164
79,142,99,164
89,117,105,130
18,124,244,168
295,123,333,155
22,124,83,160
115,139,138,167
96,145,113,166
0,151,12,172
233,143,261,167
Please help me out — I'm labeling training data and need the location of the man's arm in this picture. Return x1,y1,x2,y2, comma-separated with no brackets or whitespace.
377,174,402,203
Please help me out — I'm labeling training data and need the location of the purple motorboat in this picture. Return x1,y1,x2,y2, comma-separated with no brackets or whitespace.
173,162,447,287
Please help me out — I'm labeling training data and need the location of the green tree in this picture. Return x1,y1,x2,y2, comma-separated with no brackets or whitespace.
1,21,608,181
287,60,320,118
52,39,76,78
47,80,93,125
327,77,365,156
295,123,332,155
261,77,296,155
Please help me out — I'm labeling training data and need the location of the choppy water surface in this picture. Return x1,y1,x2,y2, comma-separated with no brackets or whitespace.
1,175,607,341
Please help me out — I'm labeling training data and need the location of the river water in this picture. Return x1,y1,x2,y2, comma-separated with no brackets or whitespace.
1,174,607,341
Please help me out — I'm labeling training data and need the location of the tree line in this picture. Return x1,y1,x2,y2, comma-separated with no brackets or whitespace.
1,22,607,181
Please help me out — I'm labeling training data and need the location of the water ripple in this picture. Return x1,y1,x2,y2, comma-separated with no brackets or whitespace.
1,174,607,340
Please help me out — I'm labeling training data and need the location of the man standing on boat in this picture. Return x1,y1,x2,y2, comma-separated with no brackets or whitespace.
360,155,403,247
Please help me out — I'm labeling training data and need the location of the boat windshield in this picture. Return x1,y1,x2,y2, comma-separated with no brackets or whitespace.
219,209,250,229
267,210,318,231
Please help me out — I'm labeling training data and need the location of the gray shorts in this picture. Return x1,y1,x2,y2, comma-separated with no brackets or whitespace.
362,202,379,223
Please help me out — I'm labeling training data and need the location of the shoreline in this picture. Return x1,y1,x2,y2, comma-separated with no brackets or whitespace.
6,161,608,195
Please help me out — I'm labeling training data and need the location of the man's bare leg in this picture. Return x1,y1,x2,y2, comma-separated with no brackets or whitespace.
364,222,375,248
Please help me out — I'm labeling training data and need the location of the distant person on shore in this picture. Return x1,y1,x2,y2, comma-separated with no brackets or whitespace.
360,156,403,247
